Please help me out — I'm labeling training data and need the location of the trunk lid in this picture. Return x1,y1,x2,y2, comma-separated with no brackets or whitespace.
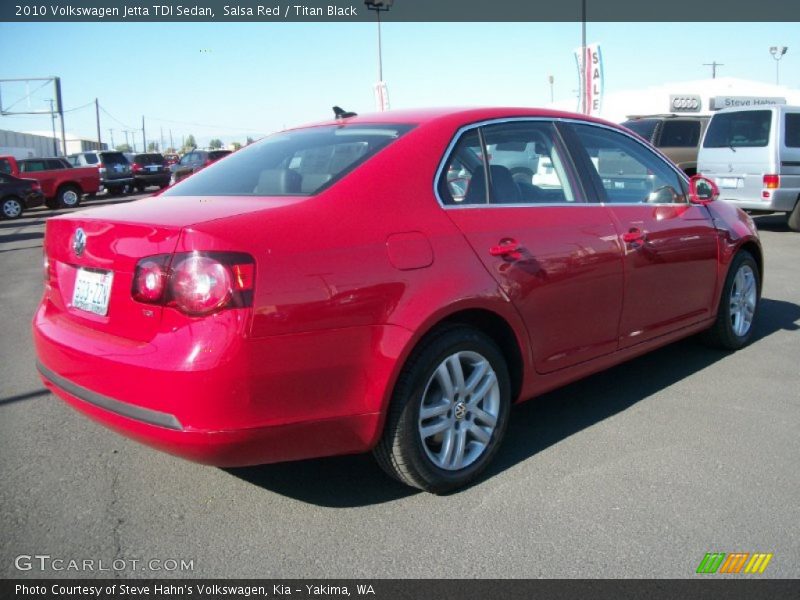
43,195,300,342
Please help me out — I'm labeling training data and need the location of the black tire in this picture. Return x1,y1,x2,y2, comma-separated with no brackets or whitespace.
788,198,800,232
136,184,146,193
45,198,59,210
57,185,81,209
702,251,760,350
106,186,122,196
1,196,23,219
374,325,511,494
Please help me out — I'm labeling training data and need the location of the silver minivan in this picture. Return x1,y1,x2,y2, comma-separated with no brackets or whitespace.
698,105,800,231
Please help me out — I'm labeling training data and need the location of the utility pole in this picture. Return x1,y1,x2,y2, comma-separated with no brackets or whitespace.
123,129,130,149
95,98,102,147
108,128,115,149
47,99,57,156
55,77,67,156
703,61,724,78
548,75,554,103
142,116,146,153
160,126,165,152
169,129,174,151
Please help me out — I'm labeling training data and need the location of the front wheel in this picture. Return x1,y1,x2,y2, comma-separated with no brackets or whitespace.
788,198,800,232
57,185,81,208
1,196,23,219
374,326,511,493
702,251,760,350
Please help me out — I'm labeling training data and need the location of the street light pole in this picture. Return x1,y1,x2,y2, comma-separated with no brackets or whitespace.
769,46,788,85
581,0,587,114
364,0,393,111
46,99,57,155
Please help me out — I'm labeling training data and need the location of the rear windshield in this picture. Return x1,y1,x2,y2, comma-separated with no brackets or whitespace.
703,110,772,148
165,124,413,196
622,119,658,142
133,153,164,165
100,152,129,166
208,150,232,161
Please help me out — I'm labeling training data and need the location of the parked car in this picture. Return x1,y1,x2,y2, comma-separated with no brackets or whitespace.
0,155,101,209
0,172,45,219
697,104,800,231
163,153,180,168
67,151,133,195
622,114,710,176
124,152,171,192
171,149,232,184
33,108,762,493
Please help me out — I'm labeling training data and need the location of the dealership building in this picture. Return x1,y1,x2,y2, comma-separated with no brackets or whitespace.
553,77,800,123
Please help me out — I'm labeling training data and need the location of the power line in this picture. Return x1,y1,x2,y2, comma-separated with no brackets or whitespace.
148,115,265,134
98,105,135,131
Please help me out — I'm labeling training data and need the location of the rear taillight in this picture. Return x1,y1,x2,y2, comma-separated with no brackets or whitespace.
43,250,55,286
31,181,41,191
763,174,780,189
132,258,168,302
98,164,106,175
131,162,142,173
132,252,254,316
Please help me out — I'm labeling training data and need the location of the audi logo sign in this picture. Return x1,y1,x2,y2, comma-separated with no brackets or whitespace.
669,95,702,112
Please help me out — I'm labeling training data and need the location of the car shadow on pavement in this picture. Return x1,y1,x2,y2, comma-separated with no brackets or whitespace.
753,214,792,233
226,297,800,507
0,231,43,244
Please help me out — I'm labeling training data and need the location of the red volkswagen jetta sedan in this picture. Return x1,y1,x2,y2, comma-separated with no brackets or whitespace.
33,108,762,493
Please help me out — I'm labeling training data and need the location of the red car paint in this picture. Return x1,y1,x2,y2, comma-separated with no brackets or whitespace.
33,108,761,468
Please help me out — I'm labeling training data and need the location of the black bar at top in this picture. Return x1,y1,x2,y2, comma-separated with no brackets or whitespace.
1,0,799,22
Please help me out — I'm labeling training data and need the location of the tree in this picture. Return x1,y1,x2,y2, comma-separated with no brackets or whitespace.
209,138,223,149
231,142,242,151
147,142,158,152
116,143,132,153
182,135,197,153
246,136,254,146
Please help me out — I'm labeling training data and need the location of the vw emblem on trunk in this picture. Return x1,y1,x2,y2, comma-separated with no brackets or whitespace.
72,228,86,256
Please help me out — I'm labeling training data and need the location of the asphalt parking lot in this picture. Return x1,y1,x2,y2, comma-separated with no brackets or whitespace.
1,197,798,579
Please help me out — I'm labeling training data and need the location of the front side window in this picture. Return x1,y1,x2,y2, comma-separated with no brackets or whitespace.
438,121,576,205
658,121,701,148
570,123,687,204
703,110,771,148
0,158,11,174
165,124,412,197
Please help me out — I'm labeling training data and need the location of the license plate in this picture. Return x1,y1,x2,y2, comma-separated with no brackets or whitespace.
72,268,113,316
718,177,740,189
146,165,159,172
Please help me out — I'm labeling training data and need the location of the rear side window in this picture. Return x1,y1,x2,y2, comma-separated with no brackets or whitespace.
208,150,232,161
659,121,701,148
165,124,412,196
622,119,658,142
20,160,46,172
785,114,800,148
703,111,771,148
82,153,99,165
46,159,66,169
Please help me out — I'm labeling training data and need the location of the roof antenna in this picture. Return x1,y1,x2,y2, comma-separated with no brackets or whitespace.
333,106,357,120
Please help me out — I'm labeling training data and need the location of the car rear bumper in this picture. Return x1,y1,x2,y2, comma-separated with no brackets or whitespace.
32,303,410,466
101,176,134,187
717,189,799,212
133,173,170,186
37,360,379,466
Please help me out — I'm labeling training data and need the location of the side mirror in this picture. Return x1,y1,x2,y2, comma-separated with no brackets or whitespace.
689,175,719,205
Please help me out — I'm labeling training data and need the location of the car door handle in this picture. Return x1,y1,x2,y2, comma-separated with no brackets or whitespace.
489,239,522,257
622,228,646,244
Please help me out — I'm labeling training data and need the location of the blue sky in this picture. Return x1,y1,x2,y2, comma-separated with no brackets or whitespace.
0,21,797,148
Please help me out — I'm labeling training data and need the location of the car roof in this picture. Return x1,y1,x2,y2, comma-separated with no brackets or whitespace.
713,104,799,114
292,107,618,132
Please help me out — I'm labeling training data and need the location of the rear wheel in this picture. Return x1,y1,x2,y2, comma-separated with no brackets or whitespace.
788,198,800,232
702,251,760,350
57,185,81,208
1,196,23,219
374,326,511,493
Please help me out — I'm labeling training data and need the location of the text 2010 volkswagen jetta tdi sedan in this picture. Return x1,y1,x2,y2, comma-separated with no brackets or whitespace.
33,108,762,493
